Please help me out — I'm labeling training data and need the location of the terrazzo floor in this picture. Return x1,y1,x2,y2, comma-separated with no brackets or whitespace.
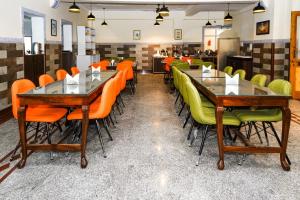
0,74,300,200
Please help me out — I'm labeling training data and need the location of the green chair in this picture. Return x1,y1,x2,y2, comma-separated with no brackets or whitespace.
232,79,292,164
224,66,233,76
185,81,240,163
173,67,181,105
233,69,246,80
250,74,267,87
175,62,190,70
170,59,184,67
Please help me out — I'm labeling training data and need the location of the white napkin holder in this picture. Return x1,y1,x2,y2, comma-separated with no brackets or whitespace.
65,74,80,85
202,65,212,73
92,66,101,74
92,73,101,81
64,85,80,94
187,59,192,65
225,74,239,95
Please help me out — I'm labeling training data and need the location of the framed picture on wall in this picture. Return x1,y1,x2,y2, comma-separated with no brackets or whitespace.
133,30,141,40
174,29,182,40
51,19,57,36
256,20,270,35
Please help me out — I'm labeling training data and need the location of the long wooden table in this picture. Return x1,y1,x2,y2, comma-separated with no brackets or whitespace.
17,70,116,168
183,69,291,171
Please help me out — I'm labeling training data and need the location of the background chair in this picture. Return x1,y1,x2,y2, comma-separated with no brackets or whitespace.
224,66,233,76
39,74,55,87
117,60,135,94
233,69,246,80
56,69,68,81
250,74,267,87
71,66,80,76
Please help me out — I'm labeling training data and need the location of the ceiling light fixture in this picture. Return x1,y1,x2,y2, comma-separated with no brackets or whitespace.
154,21,160,26
69,0,80,13
224,3,233,21
101,8,108,26
159,3,169,15
156,4,161,13
87,4,95,20
156,13,163,22
253,0,266,13
206,12,212,26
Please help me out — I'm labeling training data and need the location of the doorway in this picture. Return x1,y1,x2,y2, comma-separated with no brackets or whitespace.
290,11,300,99
61,19,73,73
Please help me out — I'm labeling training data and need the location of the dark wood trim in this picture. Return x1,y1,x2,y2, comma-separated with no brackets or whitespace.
271,42,275,81
0,106,12,125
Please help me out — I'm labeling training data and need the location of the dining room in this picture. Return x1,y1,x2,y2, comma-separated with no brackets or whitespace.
0,0,300,199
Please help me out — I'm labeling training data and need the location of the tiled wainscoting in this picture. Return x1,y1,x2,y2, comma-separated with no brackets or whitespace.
0,43,24,110
45,43,62,76
241,40,290,82
96,43,201,71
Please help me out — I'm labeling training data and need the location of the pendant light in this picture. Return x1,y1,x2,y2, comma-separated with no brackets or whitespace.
206,12,212,26
224,3,233,21
159,4,169,15
156,13,163,22
154,21,160,26
156,4,161,13
101,8,108,26
253,0,266,13
87,4,95,20
69,0,80,13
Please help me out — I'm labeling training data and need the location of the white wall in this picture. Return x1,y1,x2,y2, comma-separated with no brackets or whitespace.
0,0,88,42
232,0,300,41
92,10,225,43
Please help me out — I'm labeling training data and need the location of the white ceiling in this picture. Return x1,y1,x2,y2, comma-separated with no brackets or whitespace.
62,0,258,14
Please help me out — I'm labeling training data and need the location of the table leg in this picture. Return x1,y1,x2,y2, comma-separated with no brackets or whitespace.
80,105,89,168
17,106,27,168
216,106,225,170
280,106,291,171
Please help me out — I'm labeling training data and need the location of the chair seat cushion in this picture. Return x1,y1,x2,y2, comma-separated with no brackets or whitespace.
26,107,67,123
67,96,102,120
232,108,282,122
201,107,241,126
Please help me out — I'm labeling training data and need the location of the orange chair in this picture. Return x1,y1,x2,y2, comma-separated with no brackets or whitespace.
67,78,116,156
71,66,80,76
39,74,55,87
56,69,68,81
91,60,110,70
11,79,68,158
163,57,175,82
112,71,124,115
181,56,190,62
117,60,135,94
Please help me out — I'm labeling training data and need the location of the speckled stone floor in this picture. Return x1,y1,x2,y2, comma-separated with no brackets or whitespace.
0,74,300,200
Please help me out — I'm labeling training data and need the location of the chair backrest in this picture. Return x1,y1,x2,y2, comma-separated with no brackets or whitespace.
251,74,267,87
11,79,35,119
172,66,179,89
94,78,115,118
114,71,123,96
176,62,190,70
56,69,68,81
71,66,80,76
181,73,191,105
39,74,55,87
224,66,233,76
99,60,110,70
163,57,175,72
186,81,207,124
117,60,134,80
268,79,292,96
233,69,246,80
120,69,128,90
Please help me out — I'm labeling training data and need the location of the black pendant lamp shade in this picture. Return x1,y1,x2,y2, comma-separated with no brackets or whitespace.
206,21,212,26
88,12,95,20
253,1,266,13
159,4,169,15
156,14,163,22
154,21,160,26
69,0,80,13
224,4,233,21
101,8,108,26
